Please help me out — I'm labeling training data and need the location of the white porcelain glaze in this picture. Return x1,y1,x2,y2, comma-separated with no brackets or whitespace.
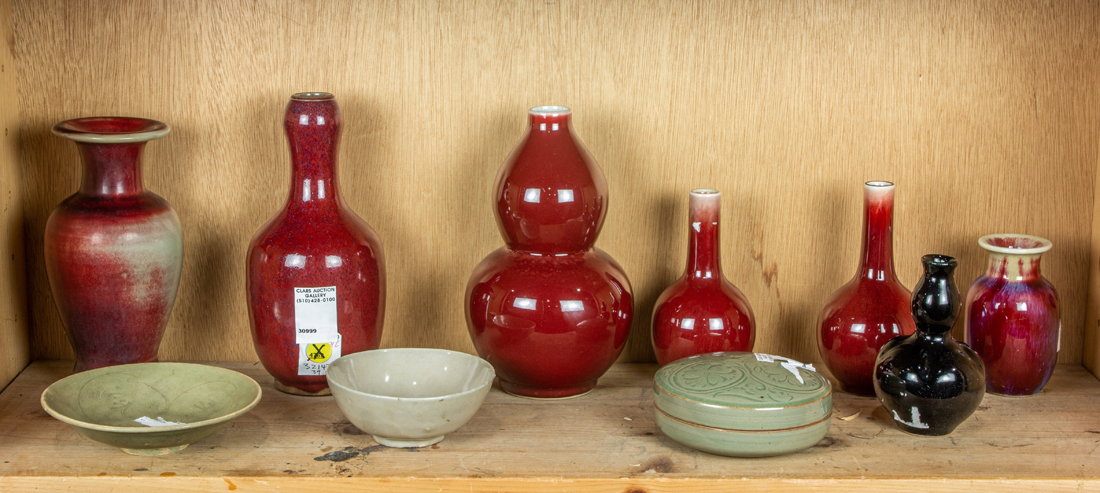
326,348,495,447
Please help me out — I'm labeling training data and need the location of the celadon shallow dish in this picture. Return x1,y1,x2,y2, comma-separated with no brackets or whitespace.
654,352,832,457
41,362,262,456
326,348,495,448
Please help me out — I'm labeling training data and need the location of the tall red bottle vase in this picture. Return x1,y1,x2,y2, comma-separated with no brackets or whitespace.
45,117,183,372
247,92,386,396
651,189,755,366
466,105,634,399
964,234,1059,396
818,181,915,396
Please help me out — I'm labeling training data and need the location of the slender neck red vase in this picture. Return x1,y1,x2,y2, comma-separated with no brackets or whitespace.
818,181,915,396
45,117,183,372
965,234,1059,395
465,106,634,398
247,92,386,396
651,189,755,365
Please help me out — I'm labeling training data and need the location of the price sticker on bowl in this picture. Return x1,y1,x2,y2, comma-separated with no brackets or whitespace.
294,286,338,344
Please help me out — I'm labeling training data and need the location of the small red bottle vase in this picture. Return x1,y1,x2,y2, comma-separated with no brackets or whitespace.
965,234,1059,396
651,189,755,366
466,106,634,399
247,93,386,396
46,117,183,372
818,181,915,396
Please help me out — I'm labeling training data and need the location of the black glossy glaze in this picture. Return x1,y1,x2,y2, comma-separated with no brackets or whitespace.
874,254,985,436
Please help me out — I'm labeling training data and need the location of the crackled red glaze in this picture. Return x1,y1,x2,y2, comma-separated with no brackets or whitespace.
466,106,633,398
46,117,183,372
247,93,385,396
818,181,915,396
965,234,1059,396
651,190,755,365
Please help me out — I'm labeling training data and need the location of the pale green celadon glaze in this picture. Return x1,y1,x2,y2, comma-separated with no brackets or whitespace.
654,352,832,457
41,363,261,455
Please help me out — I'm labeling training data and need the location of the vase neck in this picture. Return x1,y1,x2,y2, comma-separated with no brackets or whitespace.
858,182,897,281
985,252,1042,281
77,142,147,197
285,93,343,209
686,190,721,280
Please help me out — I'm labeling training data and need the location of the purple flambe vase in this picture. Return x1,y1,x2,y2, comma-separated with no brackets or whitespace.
965,234,1059,396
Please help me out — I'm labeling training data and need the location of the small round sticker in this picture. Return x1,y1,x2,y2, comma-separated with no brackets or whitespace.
307,343,332,363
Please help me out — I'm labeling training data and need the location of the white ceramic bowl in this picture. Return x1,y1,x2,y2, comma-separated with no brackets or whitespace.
326,348,495,447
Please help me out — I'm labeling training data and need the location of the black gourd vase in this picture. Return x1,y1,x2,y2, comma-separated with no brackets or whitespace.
874,254,985,436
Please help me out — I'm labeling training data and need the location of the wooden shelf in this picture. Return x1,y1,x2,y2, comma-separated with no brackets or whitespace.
1,361,1099,492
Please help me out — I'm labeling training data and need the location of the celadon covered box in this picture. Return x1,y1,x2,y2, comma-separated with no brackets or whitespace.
654,352,832,457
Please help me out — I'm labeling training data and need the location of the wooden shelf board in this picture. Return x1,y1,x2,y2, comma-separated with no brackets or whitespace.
1,361,1099,492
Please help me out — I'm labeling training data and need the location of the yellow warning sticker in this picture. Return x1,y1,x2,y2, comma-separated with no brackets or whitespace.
306,343,331,363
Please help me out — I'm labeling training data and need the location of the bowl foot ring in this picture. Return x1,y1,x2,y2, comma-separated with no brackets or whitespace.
121,444,189,456
373,435,445,448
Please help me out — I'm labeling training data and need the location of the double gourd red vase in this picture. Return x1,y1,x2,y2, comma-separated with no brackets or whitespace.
818,181,915,396
965,234,1059,396
466,106,634,399
247,93,386,396
651,189,755,366
45,117,183,372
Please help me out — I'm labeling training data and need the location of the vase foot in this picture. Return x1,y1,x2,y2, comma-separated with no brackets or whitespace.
274,381,331,396
373,435,444,448
500,381,595,399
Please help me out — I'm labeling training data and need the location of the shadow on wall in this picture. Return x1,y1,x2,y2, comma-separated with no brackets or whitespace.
441,104,517,354
19,120,75,361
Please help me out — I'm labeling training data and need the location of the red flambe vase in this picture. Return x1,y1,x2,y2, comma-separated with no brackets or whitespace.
818,181,915,396
965,234,1059,396
46,117,183,372
466,106,634,399
247,92,386,396
651,189,755,365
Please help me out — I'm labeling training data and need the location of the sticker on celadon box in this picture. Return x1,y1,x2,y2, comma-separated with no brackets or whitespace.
298,333,342,376
754,353,817,384
294,286,338,344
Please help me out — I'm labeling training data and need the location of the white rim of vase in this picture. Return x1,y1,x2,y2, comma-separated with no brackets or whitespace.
865,181,894,188
52,117,170,144
978,234,1052,255
530,106,571,116
690,189,720,197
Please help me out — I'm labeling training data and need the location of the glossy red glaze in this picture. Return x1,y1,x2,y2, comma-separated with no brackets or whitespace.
466,106,633,398
45,117,182,372
818,181,915,396
651,190,755,365
965,235,1059,396
247,93,386,396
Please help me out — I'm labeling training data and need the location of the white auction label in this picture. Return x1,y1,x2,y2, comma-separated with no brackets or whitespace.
294,286,338,344
298,333,342,376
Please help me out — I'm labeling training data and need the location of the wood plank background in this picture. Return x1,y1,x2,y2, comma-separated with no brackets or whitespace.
12,0,1100,365
0,0,29,390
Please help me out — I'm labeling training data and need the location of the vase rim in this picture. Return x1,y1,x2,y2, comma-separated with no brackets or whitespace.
53,117,169,144
291,92,335,101
864,180,894,188
978,234,1052,255
529,105,571,115
690,188,720,196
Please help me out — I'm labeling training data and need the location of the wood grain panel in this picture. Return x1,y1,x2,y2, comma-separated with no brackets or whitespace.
3,362,1100,490
13,1,1100,364
0,0,29,389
